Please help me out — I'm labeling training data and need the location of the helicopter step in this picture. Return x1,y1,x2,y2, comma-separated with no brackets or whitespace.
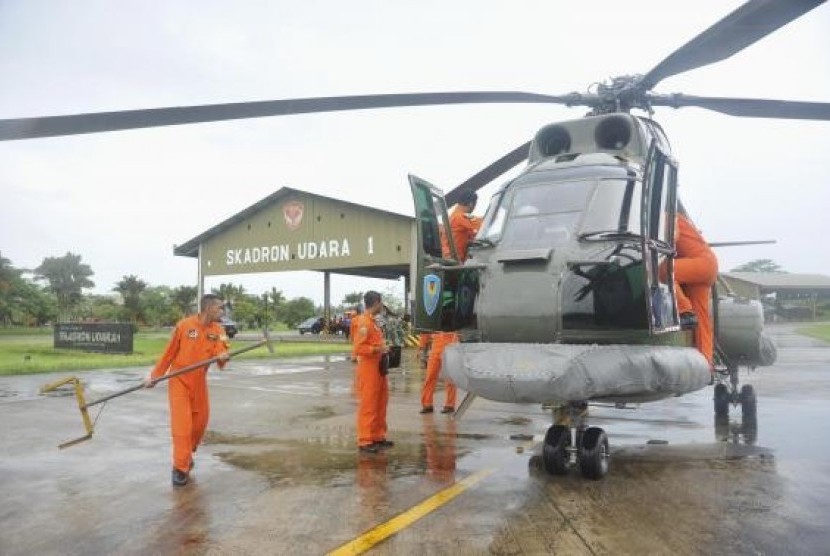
542,402,610,480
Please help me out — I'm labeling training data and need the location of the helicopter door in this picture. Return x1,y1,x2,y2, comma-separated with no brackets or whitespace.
641,143,679,333
408,175,478,333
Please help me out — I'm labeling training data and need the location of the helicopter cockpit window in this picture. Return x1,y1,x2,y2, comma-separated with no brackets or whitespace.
500,180,593,249
478,191,507,242
580,177,642,237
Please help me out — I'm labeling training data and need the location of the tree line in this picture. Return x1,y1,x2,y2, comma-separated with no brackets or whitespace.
0,251,369,329
1,250,780,328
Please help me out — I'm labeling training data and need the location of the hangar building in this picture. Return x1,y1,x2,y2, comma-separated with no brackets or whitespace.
173,187,415,316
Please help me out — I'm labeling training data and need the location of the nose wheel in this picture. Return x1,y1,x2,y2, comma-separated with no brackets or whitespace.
713,350,757,419
542,402,610,480
712,344,758,442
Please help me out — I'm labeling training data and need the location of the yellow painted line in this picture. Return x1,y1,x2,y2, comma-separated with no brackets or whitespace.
327,467,495,555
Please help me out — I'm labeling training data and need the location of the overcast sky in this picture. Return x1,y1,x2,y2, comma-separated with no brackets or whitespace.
2,0,829,305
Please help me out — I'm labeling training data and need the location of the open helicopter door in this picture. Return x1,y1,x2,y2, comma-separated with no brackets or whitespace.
641,140,680,333
408,175,480,333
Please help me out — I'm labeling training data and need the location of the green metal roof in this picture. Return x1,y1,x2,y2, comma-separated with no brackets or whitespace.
174,186,412,258
722,272,830,289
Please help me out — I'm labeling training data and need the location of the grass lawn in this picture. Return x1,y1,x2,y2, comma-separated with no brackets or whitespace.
0,329,350,376
798,322,830,343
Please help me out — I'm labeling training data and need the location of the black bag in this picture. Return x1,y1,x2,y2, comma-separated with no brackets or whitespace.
379,352,390,376
389,346,402,369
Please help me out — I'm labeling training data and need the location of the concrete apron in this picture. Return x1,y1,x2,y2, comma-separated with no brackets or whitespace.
0,324,828,555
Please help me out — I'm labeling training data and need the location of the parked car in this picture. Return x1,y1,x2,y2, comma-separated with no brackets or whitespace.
220,316,238,339
298,316,324,334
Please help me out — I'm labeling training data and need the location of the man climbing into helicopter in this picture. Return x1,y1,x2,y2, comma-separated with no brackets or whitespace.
445,190,483,261
664,212,719,367
421,191,483,415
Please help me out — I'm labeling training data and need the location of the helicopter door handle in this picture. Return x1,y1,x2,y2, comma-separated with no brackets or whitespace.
425,263,487,271
496,248,552,263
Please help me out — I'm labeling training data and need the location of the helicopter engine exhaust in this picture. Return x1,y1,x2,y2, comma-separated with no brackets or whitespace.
536,125,572,157
594,115,632,150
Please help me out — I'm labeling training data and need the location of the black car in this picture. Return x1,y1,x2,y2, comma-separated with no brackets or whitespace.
297,316,323,334
220,316,238,339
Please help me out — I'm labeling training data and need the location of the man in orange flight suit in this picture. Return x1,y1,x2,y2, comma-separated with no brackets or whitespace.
350,306,362,363
145,294,229,486
354,290,392,454
421,191,483,415
417,332,431,369
446,190,483,262
669,213,719,366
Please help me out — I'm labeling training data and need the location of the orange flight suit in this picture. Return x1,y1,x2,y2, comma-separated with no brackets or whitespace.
672,214,719,365
421,331,458,410
442,205,482,261
353,313,389,447
417,332,432,369
350,316,360,361
151,315,228,473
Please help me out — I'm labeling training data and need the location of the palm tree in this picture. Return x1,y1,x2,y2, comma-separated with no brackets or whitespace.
171,285,198,316
114,275,148,325
34,252,95,321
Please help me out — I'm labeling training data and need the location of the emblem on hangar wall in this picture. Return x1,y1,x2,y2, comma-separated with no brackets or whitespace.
283,201,304,231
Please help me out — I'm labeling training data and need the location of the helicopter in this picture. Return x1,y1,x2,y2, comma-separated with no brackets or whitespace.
1,0,829,479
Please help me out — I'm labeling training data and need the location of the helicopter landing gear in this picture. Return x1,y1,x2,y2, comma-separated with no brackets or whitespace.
712,355,757,419
542,401,610,480
712,345,758,444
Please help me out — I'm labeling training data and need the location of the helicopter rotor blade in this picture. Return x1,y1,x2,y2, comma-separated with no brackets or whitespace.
444,141,531,206
650,94,830,120
637,0,826,92
709,240,776,248
0,91,581,142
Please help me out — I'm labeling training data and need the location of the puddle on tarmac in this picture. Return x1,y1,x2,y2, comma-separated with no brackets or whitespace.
234,365,326,376
208,429,473,488
203,430,275,445
454,432,497,441
214,439,424,487
0,387,22,398
496,415,533,426
289,405,338,424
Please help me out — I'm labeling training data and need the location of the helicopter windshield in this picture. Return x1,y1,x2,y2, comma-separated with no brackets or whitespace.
478,179,593,247
478,191,507,243
579,176,643,239
478,174,641,250
499,180,592,249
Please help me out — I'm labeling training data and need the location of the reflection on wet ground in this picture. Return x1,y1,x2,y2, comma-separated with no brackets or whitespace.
1,324,829,554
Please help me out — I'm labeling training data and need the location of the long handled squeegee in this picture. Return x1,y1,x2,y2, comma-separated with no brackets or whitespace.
40,337,273,449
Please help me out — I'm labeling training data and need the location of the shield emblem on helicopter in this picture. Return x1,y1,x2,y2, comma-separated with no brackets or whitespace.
423,274,441,316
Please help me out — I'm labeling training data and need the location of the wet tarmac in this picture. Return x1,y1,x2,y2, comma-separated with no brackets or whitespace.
1,324,828,555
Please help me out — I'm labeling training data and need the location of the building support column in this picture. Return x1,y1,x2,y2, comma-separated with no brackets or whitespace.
197,244,205,308
404,274,411,316
324,271,331,321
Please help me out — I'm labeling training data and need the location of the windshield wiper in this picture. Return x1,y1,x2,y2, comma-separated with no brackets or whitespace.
470,237,495,248
578,230,643,243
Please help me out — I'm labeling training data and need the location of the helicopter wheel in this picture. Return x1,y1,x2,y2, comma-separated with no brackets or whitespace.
542,425,571,475
739,384,757,420
714,383,730,418
577,427,609,480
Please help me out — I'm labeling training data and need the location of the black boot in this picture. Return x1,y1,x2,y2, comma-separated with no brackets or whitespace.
172,468,189,487
680,312,698,329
